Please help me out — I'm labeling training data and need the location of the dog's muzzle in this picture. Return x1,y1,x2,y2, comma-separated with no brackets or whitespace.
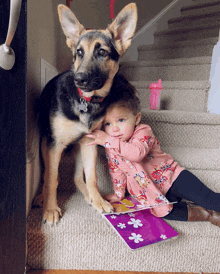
74,73,89,87
74,72,108,92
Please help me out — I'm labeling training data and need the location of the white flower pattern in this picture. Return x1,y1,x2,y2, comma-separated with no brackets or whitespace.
117,223,126,229
128,218,143,228
128,212,136,217
160,234,167,240
129,233,143,243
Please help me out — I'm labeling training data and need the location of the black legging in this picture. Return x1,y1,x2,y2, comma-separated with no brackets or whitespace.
163,170,220,221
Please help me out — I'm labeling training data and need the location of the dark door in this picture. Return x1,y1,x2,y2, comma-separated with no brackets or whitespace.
0,1,27,274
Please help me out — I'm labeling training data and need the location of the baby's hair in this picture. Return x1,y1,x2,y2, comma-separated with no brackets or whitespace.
106,74,141,115
108,93,141,116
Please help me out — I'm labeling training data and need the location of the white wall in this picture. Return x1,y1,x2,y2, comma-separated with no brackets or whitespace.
208,39,220,115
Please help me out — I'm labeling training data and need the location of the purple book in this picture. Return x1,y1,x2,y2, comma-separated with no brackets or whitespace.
102,197,178,250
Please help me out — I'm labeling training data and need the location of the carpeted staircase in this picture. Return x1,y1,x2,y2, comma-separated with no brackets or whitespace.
27,1,220,272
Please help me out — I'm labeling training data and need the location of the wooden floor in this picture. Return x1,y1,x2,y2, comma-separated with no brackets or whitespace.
27,270,213,274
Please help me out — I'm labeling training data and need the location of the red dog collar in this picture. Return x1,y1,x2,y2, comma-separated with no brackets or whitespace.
78,88,103,102
78,88,92,102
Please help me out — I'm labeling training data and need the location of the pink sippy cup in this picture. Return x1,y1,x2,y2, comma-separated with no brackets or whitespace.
149,79,162,110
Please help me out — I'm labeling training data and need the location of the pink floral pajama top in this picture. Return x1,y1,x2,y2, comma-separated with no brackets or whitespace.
104,124,184,217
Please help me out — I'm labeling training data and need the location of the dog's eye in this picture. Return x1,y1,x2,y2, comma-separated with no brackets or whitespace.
98,49,107,57
77,49,84,58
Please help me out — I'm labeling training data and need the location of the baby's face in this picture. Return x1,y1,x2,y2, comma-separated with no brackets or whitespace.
103,106,141,142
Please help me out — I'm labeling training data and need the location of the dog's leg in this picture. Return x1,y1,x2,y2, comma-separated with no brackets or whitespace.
73,144,90,202
79,137,113,213
41,138,64,224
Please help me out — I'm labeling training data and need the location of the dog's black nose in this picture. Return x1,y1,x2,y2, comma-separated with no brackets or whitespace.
74,73,89,87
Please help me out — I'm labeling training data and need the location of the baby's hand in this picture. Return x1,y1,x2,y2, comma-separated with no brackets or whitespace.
103,193,123,203
86,130,109,146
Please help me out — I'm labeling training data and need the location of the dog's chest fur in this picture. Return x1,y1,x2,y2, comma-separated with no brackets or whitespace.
48,71,105,145
74,100,103,128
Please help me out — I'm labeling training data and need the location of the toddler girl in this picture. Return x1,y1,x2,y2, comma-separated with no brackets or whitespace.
86,93,220,227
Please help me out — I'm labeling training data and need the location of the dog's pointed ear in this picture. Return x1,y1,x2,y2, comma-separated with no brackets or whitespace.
58,4,86,50
107,3,137,55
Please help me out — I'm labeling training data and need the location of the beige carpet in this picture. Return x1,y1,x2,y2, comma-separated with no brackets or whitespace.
27,190,220,272
27,144,220,272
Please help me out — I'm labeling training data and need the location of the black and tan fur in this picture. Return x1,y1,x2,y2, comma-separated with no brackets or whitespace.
38,3,137,224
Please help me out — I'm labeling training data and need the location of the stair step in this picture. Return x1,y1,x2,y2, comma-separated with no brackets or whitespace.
138,37,218,60
138,37,218,51
138,40,215,60
58,145,220,194
141,109,220,149
161,147,220,191
168,11,220,30
120,57,212,81
154,24,220,45
27,161,220,270
181,1,220,16
131,80,209,112
193,0,220,3
97,146,220,192
162,147,220,171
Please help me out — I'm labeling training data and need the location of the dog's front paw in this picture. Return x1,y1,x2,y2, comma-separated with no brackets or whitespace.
101,199,114,213
43,207,62,225
90,195,114,214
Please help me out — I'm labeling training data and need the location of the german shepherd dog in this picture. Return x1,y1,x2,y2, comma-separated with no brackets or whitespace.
39,3,137,225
